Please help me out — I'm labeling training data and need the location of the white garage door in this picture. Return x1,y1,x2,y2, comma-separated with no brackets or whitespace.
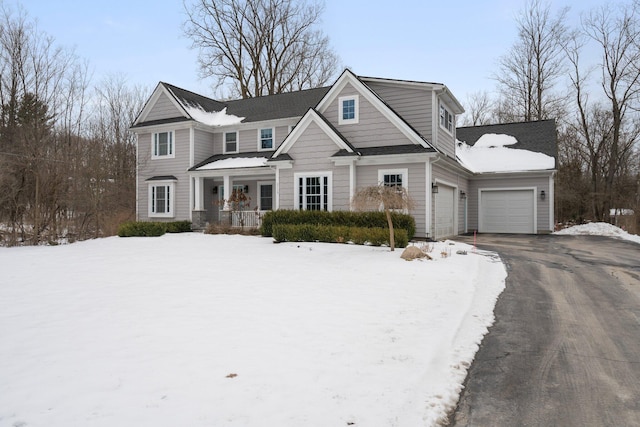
435,185,455,239
480,189,535,234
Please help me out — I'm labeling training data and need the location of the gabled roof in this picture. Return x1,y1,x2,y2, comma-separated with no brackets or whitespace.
132,83,330,129
272,108,357,158
456,120,557,159
315,69,433,150
164,83,227,113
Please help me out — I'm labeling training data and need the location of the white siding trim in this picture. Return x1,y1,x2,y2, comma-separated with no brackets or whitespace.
275,167,280,210
338,95,359,125
377,168,409,190
294,171,333,211
148,180,176,218
425,161,432,238
257,127,275,152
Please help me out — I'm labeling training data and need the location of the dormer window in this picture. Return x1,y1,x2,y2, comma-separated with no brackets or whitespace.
339,95,359,125
224,131,238,154
440,104,454,133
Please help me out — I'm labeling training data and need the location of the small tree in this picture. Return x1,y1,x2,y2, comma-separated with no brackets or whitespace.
351,185,415,251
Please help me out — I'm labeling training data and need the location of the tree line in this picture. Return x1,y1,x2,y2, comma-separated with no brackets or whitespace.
461,0,640,230
0,4,147,245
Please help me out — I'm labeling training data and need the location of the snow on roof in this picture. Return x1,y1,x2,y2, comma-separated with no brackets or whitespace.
473,133,517,148
456,134,555,173
184,105,244,127
195,156,268,171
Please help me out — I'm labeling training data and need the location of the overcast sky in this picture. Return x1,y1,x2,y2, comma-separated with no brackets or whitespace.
15,0,606,104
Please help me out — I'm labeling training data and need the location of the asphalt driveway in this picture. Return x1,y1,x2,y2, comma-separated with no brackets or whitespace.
449,234,640,426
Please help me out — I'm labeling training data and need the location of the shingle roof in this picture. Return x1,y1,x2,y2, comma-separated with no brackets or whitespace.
189,151,274,171
163,83,227,112
224,87,331,122
456,120,557,159
332,144,436,157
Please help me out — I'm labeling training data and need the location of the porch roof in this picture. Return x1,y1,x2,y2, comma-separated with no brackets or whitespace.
331,144,436,157
189,151,274,171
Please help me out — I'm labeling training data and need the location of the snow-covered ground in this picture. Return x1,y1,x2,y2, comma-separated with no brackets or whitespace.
0,234,506,427
555,222,640,245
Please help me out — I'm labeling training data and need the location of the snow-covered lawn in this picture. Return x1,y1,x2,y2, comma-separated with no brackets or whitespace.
0,234,506,427
555,221,640,244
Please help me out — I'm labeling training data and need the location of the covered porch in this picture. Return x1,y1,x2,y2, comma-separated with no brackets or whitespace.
189,154,277,229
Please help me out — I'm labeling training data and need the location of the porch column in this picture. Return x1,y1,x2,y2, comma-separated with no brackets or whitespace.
194,177,204,211
223,174,232,211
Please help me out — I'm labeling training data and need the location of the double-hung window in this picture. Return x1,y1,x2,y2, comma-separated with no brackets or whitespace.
152,131,174,158
439,104,454,133
339,95,359,125
259,128,274,150
224,131,238,153
378,168,408,210
295,172,332,211
148,181,175,218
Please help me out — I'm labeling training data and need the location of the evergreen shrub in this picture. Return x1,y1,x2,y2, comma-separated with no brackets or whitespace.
117,221,192,237
272,224,408,248
261,210,415,239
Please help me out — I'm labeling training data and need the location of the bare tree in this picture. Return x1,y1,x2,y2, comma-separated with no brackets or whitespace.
183,0,339,98
460,90,494,126
351,185,414,252
495,0,569,122
582,2,640,221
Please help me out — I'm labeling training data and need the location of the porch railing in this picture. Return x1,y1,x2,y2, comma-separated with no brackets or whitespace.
229,210,268,228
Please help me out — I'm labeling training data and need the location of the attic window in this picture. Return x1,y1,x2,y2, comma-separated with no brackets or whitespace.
339,95,359,125
440,105,454,133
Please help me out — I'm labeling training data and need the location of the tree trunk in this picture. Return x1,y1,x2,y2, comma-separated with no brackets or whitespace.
385,209,395,252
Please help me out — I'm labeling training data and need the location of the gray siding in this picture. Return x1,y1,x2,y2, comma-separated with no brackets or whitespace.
323,83,412,149
437,125,456,158
468,174,553,233
365,82,433,140
137,128,191,222
194,129,214,165
280,121,350,210
146,92,183,121
355,163,427,239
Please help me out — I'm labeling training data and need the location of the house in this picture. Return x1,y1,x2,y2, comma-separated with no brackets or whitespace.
130,69,557,239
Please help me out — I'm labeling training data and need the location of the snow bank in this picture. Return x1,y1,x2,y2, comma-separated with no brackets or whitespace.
554,222,640,244
0,235,506,426
456,134,555,173
196,156,268,170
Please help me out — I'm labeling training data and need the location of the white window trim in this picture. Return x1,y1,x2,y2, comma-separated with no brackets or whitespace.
151,131,175,159
257,127,275,151
294,172,333,211
338,95,359,125
378,168,409,213
223,130,239,154
378,168,409,190
439,104,454,134
148,181,176,218
257,180,275,211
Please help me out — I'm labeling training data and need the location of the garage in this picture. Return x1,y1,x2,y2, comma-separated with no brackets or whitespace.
480,189,535,234
435,184,456,239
